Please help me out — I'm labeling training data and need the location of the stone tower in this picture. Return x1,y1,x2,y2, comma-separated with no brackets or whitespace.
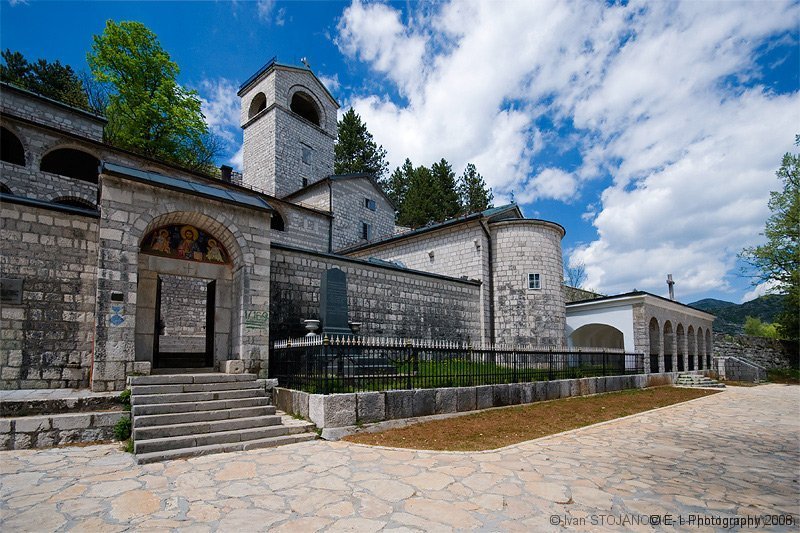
238,59,339,198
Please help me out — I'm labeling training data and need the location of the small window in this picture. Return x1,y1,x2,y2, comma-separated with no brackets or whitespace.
365,198,376,211
301,145,313,165
361,222,371,241
301,177,308,188
528,273,541,290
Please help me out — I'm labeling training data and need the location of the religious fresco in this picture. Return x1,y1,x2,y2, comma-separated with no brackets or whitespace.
141,224,230,264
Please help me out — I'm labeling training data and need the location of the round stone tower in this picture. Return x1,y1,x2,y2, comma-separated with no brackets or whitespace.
238,59,339,197
490,219,566,346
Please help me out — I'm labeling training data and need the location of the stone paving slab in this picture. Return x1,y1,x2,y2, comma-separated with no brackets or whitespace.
1,385,798,532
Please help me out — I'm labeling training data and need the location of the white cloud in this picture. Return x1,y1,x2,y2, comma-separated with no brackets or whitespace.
317,73,340,93
198,78,243,167
336,0,799,299
741,279,781,303
275,7,286,26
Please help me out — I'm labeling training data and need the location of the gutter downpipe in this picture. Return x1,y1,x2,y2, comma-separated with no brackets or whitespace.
327,180,333,253
479,220,496,345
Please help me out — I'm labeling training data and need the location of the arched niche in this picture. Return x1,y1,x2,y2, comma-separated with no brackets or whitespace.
40,147,100,183
569,323,624,350
249,92,267,119
290,91,321,126
1,127,25,166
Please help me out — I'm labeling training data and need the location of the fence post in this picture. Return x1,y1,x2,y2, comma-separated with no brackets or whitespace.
548,348,553,381
323,335,330,395
512,346,518,383
405,340,414,390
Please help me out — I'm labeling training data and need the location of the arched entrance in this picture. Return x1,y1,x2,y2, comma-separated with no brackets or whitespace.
663,321,674,373
135,222,236,370
648,318,660,373
697,328,705,370
676,324,685,372
569,323,624,349
687,325,696,370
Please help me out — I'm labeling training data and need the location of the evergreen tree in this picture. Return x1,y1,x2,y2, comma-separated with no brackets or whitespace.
741,137,799,341
1,49,90,110
88,20,218,171
383,158,413,214
398,164,439,228
430,158,461,221
458,163,494,214
334,108,388,179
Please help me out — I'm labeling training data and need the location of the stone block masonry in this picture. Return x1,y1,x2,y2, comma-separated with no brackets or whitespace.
277,370,709,435
269,244,482,343
0,202,98,389
0,411,128,450
714,333,796,369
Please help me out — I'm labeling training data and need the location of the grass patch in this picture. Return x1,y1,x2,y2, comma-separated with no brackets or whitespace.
768,368,800,385
344,386,720,451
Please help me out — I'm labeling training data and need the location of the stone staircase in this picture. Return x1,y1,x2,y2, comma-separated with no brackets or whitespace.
675,373,726,388
130,373,316,463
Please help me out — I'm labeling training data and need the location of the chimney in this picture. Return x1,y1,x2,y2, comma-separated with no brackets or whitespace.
667,274,675,300
220,165,233,183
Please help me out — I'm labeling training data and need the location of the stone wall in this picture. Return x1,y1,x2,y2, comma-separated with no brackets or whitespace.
269,200,330,253
713,333,796,369
0,411,128,450
331,178,395,251
269,244,482,344
159,275,208,336
274,370,709,435
491,220,566,346
0,202,98,389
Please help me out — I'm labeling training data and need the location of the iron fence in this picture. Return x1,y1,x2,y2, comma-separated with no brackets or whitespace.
270,336,645,394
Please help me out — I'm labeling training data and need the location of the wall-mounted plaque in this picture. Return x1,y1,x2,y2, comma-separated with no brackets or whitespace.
0,278,23,305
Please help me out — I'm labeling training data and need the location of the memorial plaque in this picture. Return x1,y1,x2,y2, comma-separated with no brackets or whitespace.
0,278,23,305
320,268,352,335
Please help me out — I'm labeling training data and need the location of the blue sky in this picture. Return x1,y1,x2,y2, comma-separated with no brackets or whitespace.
3,0,798,305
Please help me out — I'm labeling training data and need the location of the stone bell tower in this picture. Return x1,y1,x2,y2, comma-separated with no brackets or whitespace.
238,58,339,198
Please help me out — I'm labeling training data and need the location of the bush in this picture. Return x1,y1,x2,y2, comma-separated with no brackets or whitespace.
113,416,132,441
119,389,131,411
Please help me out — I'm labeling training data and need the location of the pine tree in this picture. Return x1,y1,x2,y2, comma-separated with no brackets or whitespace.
383,158,413,213
398,164,438,228
458,163,494,214
1,49,90,110
430,158,462,221
334,108,388,179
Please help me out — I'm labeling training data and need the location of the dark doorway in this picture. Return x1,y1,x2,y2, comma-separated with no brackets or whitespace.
153,274,215,369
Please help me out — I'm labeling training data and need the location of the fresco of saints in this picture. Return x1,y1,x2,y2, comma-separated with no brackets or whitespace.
177,225,202,261
150,229,171,254
206,239,225,263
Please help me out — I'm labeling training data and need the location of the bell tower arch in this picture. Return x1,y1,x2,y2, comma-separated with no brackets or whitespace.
238,58,339,198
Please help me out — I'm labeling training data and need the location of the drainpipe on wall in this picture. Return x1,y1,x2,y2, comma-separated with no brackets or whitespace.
327,180,333,253
480,220,496,345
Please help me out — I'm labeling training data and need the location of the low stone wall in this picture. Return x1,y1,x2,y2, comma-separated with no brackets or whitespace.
716,356,768,382
274,371,706,437
0,411,129,450
714,333,796,369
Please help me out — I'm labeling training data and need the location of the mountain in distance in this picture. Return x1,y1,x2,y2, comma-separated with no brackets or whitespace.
689,294,786,335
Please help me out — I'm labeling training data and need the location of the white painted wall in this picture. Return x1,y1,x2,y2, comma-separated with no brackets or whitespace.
566,303,635,352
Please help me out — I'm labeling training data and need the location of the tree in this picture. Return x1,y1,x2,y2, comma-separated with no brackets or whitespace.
87,20,219,171
741,137,799,340
399,164,438,228
383,158,413,215
430,158,461,221
564,262,588,289
1,49,90,110
743,316,779,339
458,163,493,214
334,108,388,179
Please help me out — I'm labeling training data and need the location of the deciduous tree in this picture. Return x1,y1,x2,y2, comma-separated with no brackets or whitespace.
87,20,219,171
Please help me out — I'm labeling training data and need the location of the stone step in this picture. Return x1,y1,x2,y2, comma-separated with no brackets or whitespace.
134,432,318,464
133,415,282,440
131,388,264,406
134,405,276,428
129,373,257,386
132,397,270,416
134,422,315,454
131,380,261,396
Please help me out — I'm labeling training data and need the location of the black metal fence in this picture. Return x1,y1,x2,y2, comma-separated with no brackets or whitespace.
270,336,645,394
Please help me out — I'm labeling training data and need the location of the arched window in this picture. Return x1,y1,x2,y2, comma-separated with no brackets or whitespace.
290,92,320,126
53,196,96,210
40,148,99,184
270,211,285,232
1,127,25,166
248,92,267,119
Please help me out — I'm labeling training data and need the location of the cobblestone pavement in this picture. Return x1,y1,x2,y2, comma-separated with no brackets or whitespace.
1,385,798,532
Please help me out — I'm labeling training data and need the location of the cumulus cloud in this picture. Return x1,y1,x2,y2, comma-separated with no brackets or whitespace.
336,0,799,299
741,279,781,303
198,78,243,168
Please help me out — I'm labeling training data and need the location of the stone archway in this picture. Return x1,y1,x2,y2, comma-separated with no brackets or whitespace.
569,323,624,349
676,324,686,372
134,219,239,370
663,321,674,373
648,317,660,373
697,328,705,370
687,325,696,370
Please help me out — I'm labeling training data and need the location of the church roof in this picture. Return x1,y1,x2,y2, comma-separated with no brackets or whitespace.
283,173,397,210
566,290,716,319
340,203,524,254
101,162,273,213
237,57,340,107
